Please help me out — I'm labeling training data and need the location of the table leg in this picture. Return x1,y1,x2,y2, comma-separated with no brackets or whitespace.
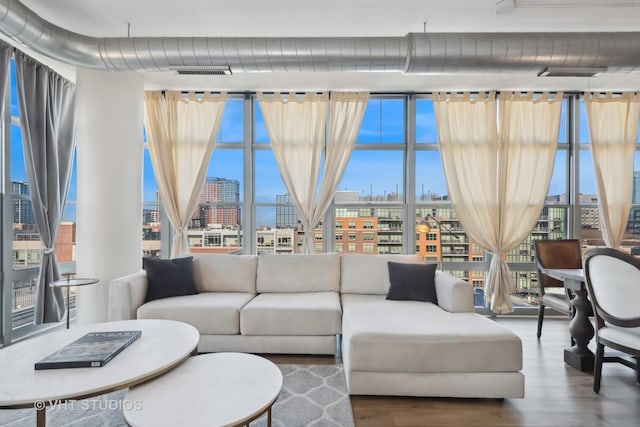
268,406,272,427
564,283,594,373
36,407,46,427
66,287,70,329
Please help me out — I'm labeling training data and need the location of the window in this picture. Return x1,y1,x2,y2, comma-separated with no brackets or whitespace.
357,98,404,144
416,150,447,202
341,151,404,203
3,58,78,336
416,99,437,144
136,93,617,316
577,100,640,248
143,97,245,256
277,236,291,246
217,98,244,143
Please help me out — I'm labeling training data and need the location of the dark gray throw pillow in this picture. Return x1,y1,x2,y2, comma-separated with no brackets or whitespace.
386,261,438,304
143,256,199,303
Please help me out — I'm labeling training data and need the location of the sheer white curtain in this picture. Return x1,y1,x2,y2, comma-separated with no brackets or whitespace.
144,91,227,257
435,92,562,313
258,92,368,252
584,92,640,248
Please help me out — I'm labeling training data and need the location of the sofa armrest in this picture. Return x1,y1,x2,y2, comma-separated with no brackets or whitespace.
108,271,148,321
434,271,474,313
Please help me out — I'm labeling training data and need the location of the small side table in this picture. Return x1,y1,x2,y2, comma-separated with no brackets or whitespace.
50,275,98,329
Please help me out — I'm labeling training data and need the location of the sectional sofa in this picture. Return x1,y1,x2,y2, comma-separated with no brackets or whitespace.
108,252,524,398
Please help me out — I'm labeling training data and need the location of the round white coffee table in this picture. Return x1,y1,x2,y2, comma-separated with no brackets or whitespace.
124,352,283,427
0,319,199,427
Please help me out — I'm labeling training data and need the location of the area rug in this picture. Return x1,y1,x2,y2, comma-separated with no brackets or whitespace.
253,364,354,427
0,364,354,427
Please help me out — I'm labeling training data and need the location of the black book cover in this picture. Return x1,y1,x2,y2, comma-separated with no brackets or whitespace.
34,330,142,370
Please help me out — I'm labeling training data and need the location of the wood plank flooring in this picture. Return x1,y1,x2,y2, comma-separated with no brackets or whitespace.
266,317,640,427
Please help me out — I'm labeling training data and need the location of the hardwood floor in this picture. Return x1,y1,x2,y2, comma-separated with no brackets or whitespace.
266,317,640,427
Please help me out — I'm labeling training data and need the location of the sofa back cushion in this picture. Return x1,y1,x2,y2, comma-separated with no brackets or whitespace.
341,254,423,295
191,254,258,293
257,253,341,293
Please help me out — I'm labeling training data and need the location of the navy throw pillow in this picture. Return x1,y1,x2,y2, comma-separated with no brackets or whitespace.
386,261,438,304
143,256,199,303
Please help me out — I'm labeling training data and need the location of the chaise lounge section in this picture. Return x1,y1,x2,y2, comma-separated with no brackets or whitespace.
340,254,524,398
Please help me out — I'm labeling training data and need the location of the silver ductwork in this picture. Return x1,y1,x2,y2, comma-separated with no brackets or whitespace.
1,0,640,75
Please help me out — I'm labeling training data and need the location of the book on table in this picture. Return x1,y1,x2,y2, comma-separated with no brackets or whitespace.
34,330,142,370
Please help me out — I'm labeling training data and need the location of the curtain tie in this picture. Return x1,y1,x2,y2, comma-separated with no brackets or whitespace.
42,247,56,254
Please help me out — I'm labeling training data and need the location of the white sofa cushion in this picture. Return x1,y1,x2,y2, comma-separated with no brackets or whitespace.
191,254,258,293
137,292,255,335
256,253,340,293
340,254,423,295
341,294,522,373
241,292,342,336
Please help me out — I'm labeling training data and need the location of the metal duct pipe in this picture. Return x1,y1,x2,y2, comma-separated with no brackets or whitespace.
0,0,104,67
2,0,640,74
97,36,408,73
406,32,640,74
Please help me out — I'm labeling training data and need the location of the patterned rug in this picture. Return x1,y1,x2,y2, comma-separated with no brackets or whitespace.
0,364,354,427
254,364,354,427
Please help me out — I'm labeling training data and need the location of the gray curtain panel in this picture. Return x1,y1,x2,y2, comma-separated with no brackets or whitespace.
15,51,76,324
0,41,12,114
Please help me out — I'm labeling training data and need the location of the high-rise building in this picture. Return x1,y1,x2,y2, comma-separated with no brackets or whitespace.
198,177,241,227
580,194,599,229
629,171,640,234
142,191,161,224
143,209,158,225
12,181,35,228
276,193,298,228
633,171,640,205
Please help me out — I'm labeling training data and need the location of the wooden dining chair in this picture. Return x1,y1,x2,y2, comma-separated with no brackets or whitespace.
584,247,640,393
533,239,582,340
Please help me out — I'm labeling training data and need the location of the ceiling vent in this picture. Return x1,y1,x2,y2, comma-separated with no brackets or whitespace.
495,0,640,14
537,67,607,77
171,66,232,75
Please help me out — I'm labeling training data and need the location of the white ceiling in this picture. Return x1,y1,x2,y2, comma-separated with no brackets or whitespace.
12,0,640,91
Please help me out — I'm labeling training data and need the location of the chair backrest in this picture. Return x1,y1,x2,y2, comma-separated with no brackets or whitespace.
534,239,582,291
584,248,640,328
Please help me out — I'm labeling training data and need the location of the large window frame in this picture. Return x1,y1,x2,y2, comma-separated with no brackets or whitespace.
139,92,597,315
